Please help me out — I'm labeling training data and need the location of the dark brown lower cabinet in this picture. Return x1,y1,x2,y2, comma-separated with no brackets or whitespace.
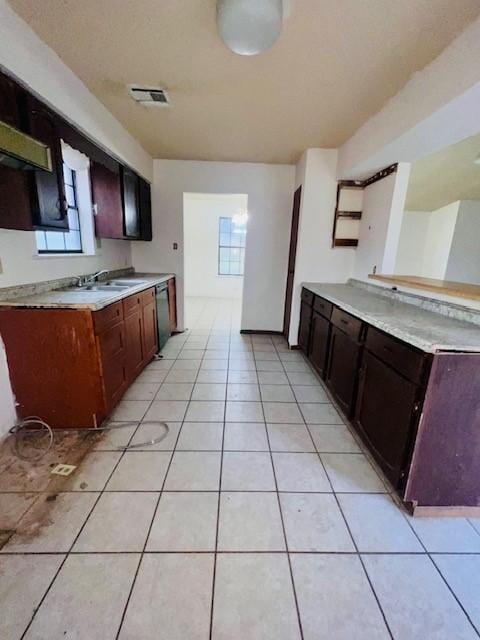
296,285,480,510
168,277,177,332
0,287,158,428
326,325,362,416
298,300,312,353
308,311,330,378
142,297,158,361
124,307,144,382
97,320,128,412
354,351,420,488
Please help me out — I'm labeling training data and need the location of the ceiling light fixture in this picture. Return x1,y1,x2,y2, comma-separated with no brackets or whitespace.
216,0,283,56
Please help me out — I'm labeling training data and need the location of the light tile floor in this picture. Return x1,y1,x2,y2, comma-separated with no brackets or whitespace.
1,295,480,639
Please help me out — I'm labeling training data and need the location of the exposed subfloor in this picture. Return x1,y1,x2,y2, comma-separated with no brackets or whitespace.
1,295,480,639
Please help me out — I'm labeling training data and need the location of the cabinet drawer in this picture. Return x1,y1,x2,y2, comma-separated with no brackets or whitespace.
140,287,156,306
366,327,425,384
123,292,142,317
313,295,332,320
301,288,314,306
331,307,363,341
93,301,123,334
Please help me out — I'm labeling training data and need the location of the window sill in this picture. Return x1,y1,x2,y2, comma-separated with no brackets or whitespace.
33,251,99,260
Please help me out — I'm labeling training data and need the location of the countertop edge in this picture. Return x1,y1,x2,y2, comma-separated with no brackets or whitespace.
302,282,480,354
0,273,175,311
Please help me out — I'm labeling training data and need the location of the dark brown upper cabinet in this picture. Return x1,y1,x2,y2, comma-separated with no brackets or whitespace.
0,73,23,128
138,176,152,241
90,160,124,239
0,77,33,231
122,166,140,239
26,96,68,231
0,68,152,240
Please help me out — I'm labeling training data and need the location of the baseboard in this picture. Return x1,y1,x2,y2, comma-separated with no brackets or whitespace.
240,329,284,335
290,344,300,350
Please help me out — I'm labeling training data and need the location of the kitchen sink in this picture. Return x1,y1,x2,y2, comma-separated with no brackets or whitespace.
107,279,148,286
63,283,131,292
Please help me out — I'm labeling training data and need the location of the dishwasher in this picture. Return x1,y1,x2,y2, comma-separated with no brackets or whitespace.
155,282,171,351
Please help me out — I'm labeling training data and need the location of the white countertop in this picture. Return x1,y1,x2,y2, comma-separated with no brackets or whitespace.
0,273,174,311
303,282,480,353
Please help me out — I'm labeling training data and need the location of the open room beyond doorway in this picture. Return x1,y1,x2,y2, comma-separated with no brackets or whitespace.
183,193,248,328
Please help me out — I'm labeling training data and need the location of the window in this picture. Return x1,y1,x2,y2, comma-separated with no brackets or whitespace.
35,162,83,254
218,216,247,276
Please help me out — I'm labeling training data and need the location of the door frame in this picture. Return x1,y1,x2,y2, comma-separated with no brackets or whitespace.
283,186,302,338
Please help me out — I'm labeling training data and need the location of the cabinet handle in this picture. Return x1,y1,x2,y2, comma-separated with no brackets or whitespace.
340,319,349,326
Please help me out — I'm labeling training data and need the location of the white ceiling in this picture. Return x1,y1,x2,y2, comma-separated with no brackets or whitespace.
8,0,480,163
406,133,480,211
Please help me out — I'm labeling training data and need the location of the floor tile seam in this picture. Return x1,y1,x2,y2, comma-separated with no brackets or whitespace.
208,316,229,640
272,339,394,639
11,549,480,557
259,348,305,640
114,336,194,640
396,501,480,638
17,410,139,640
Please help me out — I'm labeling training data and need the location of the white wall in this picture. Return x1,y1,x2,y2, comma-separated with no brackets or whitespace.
421,201,459,279
0,232,131,288
184,193,246,298
288,149,356,344
337,16,480,178
445,200,480,284
395,211,432,275
354,163,410,280
132,160,295,332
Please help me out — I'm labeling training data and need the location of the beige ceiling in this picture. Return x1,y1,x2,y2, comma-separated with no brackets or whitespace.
8,0,480,164
406,133,480,211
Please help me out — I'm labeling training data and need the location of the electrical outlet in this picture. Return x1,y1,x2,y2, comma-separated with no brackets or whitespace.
51,463,76,477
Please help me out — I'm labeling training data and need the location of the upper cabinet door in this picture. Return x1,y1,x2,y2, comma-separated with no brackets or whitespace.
0,75,34,231
0,73,22,128
122,166,140,238
138,176,152,241
27,96,68,230
90,160,124,239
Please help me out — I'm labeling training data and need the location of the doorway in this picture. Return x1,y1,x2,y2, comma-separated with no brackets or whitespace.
283,186,302,339
183,192,248,329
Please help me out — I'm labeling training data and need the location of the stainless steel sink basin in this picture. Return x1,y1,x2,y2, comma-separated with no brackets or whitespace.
63,283,131,292
107,279,148,286
85,284,130,291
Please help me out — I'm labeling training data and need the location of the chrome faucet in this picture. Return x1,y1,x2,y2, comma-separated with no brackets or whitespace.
77,270,109,287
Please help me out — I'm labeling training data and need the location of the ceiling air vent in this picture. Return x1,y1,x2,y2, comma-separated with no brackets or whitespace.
128,85,170,107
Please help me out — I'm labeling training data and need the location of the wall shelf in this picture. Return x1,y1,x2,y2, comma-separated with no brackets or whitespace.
332,182,364,248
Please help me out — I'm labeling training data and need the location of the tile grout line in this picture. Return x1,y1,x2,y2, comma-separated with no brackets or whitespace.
265,339,305,640
114,302,214,639
395,497,480,638
18,400,154,640
273,338,398,640
208,301,231,640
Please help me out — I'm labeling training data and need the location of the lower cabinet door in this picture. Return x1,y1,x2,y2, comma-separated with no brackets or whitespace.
125,309,144,381
298,301,312,353
326,326,362,416
168,278,177,331
97,322,128,410
354,351,419,488
142,300,158,363
308,311,330,378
